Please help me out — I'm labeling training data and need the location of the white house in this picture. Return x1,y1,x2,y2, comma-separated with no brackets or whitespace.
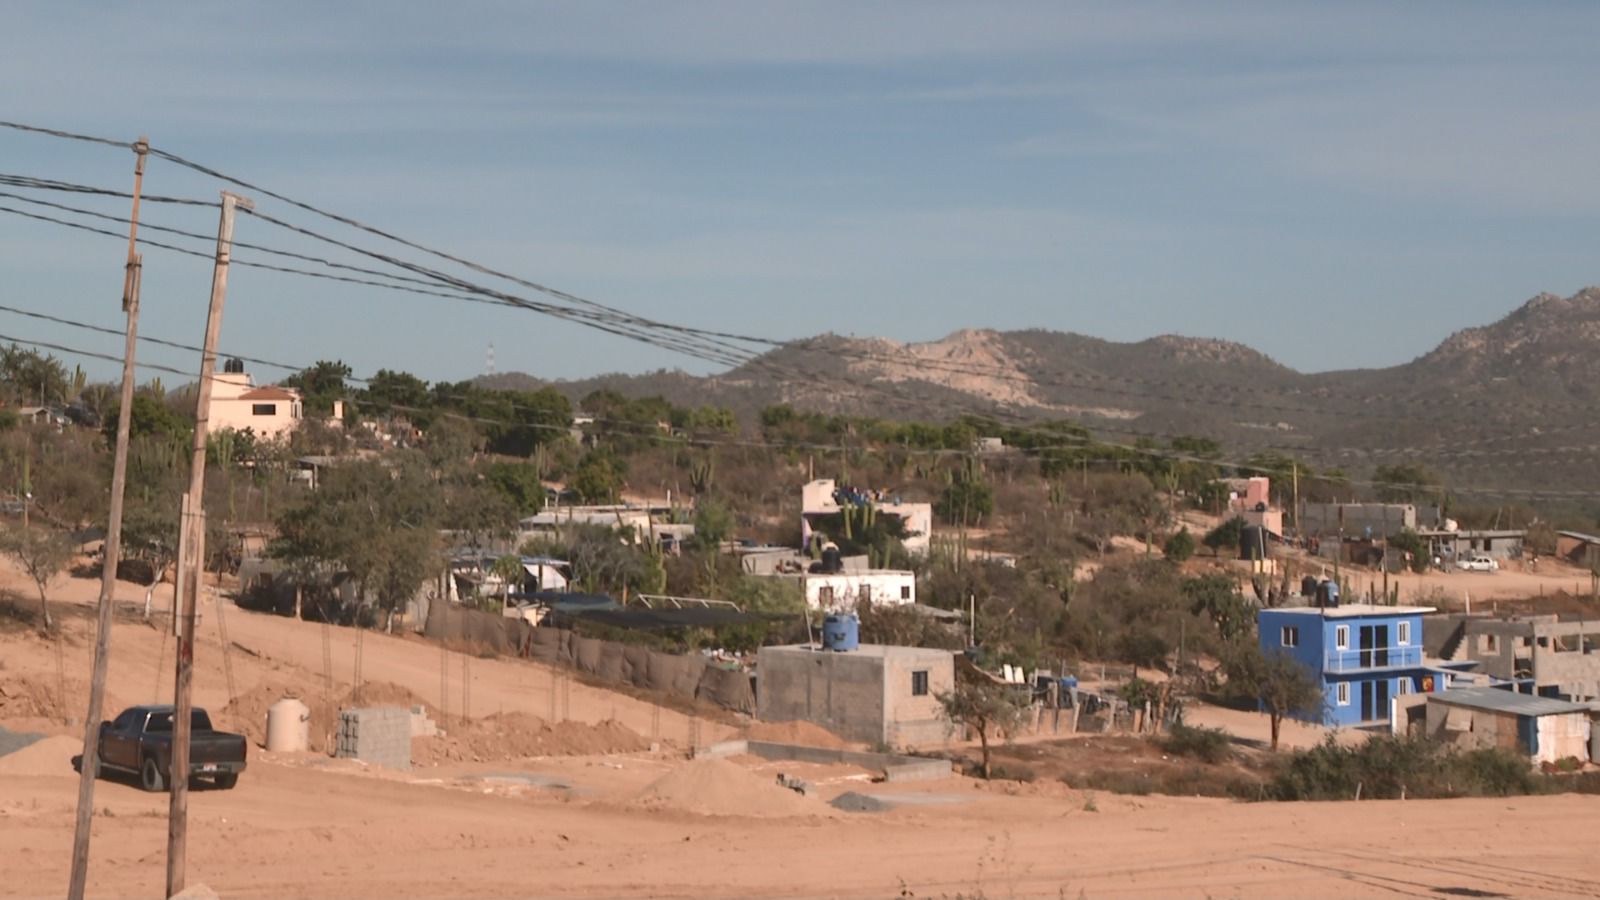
207,359,304,440
801,479,933,556
780,570,916,613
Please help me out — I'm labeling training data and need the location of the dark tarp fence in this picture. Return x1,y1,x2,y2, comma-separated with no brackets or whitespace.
424,603,753,714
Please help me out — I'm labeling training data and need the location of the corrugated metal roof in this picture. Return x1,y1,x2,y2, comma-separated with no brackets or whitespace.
1430,687,1588,717
1558,529,1600,544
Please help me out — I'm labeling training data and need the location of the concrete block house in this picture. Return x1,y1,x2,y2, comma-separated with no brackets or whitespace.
1258,604,1445,727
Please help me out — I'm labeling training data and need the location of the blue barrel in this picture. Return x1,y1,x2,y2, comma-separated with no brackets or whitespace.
821,614,859,652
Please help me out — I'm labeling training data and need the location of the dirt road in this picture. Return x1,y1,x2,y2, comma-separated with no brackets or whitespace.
5,753,1598,898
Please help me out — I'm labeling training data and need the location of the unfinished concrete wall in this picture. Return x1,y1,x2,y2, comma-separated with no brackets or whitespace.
1299,502,1418,537
1531,622,1600,701
757,647,887,744
335,706,412,770
880,649,955,749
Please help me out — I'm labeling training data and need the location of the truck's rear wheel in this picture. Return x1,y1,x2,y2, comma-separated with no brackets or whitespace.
215,772,238,790
140,757,167,793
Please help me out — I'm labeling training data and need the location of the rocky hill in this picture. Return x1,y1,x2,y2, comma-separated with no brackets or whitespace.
485,288,1600,492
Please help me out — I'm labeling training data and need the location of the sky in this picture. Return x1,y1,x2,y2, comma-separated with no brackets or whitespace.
3,2,1599,387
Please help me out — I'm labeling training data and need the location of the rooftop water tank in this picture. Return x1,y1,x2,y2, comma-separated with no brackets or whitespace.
1318,579,1341,608
821,614,859,652
1239,525,1271,561
266,697,310,753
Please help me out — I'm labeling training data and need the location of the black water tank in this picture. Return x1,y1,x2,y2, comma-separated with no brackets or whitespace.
819,545,843,573
1300,575,1319,597
1238,525,1270,561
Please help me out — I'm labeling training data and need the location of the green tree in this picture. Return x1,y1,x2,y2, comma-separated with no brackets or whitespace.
0,345,70,406
690,499,734,552
937,679,1028,779
484,461,546,516
282,360,352,417
1372,463,1443,505
1387,528,1429,574
1163,528,1196,562
360,369,433,424
724,575,805,615
1227,644,1325,751
271,457,443,631
571,449,624,504
0,526,74,631
1183,573,1254,644
1203,516,1246,557
108,394,192,445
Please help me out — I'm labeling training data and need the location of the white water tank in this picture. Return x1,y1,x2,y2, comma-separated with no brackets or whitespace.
266,697,310,752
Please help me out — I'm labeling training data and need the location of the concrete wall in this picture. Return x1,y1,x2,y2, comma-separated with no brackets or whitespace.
1299,502,1419,537
879,649,955,748
335,706,412,770
757,647,887,745
756,645,954,747
1530,621,1600,701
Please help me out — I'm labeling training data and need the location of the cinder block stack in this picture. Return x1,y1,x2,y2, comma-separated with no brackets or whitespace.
335,706,413,770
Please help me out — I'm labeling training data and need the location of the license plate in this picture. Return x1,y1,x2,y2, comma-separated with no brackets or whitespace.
201,764,218,772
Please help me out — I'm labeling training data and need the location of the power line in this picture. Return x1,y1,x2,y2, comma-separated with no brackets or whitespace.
3,122,1594,468
1,314,1593,500
2,160,1585,430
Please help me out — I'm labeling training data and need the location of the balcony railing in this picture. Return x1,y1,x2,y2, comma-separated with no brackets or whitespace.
1324,645,1423,672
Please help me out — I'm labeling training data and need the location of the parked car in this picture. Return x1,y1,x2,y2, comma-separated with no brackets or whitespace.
1458,554,1499,572
81,705,248,791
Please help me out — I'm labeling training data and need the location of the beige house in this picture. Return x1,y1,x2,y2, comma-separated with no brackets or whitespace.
207,360,306,440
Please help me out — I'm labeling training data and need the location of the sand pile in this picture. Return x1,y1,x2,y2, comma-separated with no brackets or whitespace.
346,681,438,717
745,720,848,750
0,734,80,776
414,713,648,765
631,757,822,818
219,682,338,752
219,680,439,753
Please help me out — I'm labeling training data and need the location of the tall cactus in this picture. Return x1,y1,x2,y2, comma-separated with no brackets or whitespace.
689,451,715,495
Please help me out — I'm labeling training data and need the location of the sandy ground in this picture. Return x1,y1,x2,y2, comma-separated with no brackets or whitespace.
4,562,1600,898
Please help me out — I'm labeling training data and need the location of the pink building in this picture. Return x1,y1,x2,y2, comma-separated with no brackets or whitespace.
1229,476,1284,537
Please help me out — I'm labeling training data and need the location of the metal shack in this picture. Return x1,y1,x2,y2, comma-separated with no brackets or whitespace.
1424,687,1592,765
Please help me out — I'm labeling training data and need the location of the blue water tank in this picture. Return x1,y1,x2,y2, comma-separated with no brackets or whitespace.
1319,579,1341,607
821,614,859,652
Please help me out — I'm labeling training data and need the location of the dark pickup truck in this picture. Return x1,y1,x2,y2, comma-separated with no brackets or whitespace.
87,705,248,792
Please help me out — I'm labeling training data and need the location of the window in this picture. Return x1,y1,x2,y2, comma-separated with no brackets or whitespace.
817,586,834,605
1336,682,1350,706
900,585,912,601
251,403,277,416
1281,626,1300,648
1396,678,1410,696
1335,625,1349,650
911,670,930,696
1397,621,1411,646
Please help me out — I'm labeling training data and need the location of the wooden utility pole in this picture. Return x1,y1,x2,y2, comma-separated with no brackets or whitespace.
167,190,251,899
1291,463,1299,539
69,136,149,900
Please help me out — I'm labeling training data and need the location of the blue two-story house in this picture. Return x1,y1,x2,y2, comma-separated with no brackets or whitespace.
1257,604,1443,727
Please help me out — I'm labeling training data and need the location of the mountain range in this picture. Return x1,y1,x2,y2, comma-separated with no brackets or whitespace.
482,288,1600,495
